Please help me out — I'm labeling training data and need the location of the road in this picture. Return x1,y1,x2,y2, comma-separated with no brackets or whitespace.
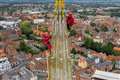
47,10,72,80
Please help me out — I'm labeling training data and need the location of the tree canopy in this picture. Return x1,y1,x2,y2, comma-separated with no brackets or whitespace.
20,21,33,35
84,37,120,56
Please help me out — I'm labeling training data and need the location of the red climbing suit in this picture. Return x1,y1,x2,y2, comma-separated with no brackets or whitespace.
42,33,52,50
66,12,75,26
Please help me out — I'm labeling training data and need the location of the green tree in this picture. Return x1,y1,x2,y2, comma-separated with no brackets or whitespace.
85,30,92,36
19,41,30,52
28,48,39,55
90,22,96,27
91,42,102,52
84,38,117,56
80,51,87,57
112,61,116,69
113,51,120,56
20,35,27,40
19,41,39,55
84,38,93,48
20,21,33,35
69,29,77,37
0,17,6,21
113,28,117,32
71,48,77,55
102,42,113,55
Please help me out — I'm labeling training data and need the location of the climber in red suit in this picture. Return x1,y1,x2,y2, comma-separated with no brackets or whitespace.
66,12,75,31
42,32,52,52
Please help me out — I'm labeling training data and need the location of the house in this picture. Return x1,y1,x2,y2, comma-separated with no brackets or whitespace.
113,47,120,52
113,56,120,69
87,54,100,64
94,61,113,71
1,67,36,80
112,33,120,46
0,20,19,30
78,56,88,69
27,58,48,80
115,60,120,69
0,49,11,73
92,70,120,80
86,51,113,71
116,39,120,45
33,19,45,24
87,51,106,64
93,36,103,43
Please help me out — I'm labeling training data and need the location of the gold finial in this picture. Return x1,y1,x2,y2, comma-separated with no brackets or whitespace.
54,0,65,17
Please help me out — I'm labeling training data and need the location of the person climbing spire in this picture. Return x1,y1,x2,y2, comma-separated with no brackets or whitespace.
66,11,76,31
42,32,52,53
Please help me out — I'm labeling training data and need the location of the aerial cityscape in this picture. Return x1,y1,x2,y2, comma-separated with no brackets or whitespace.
0,0,120,80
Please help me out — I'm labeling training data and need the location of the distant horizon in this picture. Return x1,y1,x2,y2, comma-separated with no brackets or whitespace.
1,0,120,3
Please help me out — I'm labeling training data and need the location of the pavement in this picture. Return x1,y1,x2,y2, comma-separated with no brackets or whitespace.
47,10,72,80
